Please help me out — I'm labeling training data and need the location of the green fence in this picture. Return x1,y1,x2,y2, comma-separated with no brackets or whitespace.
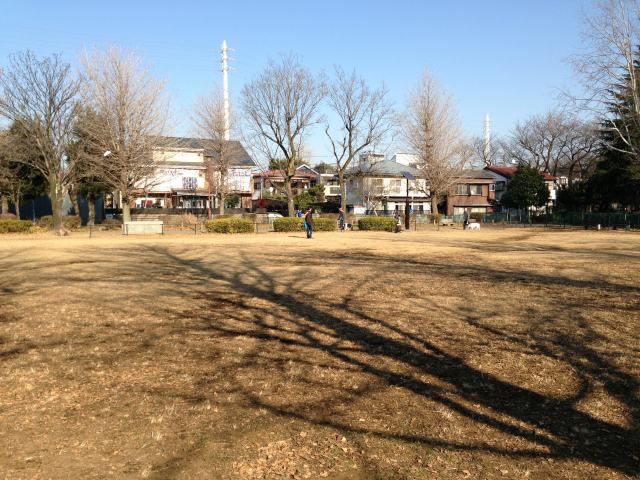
480,212,640,228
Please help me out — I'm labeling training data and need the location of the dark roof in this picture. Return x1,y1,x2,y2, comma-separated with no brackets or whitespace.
485,165,556,181
155,136,255,167
457,169,495,179
346,159,422,177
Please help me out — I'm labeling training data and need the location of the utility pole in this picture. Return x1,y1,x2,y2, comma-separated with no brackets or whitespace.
221,40,230,141
484,113,491,165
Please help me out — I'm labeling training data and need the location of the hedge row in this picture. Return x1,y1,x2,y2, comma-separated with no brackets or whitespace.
204,217,254,234
38,215,81,230
0,219,33,233
272,217,337,232
357,216,396,232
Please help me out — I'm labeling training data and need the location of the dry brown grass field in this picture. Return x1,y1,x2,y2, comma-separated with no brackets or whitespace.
0,228,638,479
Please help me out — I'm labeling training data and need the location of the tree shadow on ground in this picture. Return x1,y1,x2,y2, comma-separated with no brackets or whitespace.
137,245,640,477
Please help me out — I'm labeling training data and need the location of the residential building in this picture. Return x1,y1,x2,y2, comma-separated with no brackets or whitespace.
252,164,320,201
484,165,558,211
128,136,255,210
345,152,430,214
445,170,496,216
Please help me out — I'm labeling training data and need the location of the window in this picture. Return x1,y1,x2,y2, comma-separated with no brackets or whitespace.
469,185,482,195
391,179,402,190
489,184,496,192
182,177,197,190
456,184,468,195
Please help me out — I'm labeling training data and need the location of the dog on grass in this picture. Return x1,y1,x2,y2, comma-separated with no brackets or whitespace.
467,222,480,231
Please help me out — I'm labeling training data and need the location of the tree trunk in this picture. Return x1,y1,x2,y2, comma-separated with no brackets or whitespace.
339,170,347,214
285,178,294,217
49,182,66,235
70,189,80,216
122,201,131,223
1,196,8,215
219,193,225,215
15,198,20,219
431,195,439,216
88,196,96,226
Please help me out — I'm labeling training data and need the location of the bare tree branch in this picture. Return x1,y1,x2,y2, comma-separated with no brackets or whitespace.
79,47,171,222
325,67,395,213
242,55,324,216
401,70,470,213
0,51,80,233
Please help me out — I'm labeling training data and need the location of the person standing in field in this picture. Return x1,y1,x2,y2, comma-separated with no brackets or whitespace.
304,207,314,239
338,208,345,231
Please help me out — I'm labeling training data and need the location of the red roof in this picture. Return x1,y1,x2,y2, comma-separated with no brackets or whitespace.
485,165,556,181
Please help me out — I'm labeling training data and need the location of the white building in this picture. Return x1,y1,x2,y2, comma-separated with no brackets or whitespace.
345,152,430,214
134,137,255,210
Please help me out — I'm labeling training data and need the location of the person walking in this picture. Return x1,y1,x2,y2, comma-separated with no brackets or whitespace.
304,207,314,239
338,208,345,231
463,208,469,230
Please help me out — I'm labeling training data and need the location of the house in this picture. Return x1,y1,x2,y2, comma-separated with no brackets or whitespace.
484,165,558,211
345,152,430,214
124,136,255,210
252,164,320,201
445,170,496,216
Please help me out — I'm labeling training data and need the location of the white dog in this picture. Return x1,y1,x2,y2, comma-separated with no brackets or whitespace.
467,222,480,230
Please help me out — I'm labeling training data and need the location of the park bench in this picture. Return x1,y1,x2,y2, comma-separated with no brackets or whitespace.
440,218,454,227
123,221,163,235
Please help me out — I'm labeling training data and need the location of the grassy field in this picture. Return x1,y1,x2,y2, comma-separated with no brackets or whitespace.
0,229,638,479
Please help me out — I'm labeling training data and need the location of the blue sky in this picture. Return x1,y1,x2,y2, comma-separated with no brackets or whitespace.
1,0,593,163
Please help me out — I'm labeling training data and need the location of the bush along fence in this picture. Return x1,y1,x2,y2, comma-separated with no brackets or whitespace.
357,216,396,232
204,217,254,234
273,217,337,232
0,219,33,233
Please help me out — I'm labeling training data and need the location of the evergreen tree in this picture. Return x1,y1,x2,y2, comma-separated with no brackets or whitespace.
501,165,549,211
587,47,640,211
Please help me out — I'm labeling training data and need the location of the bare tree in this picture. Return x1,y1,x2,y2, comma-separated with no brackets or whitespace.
79,47,170,222
192,91,237,217
325,67,394,213
242,56,324,216
559,120,600,185
402,70,470,213
470,134,504,167
571,0,640,157
504,110,599,182
0,52,80,233
504,110,571,175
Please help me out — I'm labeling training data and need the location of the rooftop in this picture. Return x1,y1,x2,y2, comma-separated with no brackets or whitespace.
154,136,255,167
485,165,556,181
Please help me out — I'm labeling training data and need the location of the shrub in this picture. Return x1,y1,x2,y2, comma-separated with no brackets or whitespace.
429,213,441,224
204,217,254,234
38,215,81,230
0,213,17,220
273,217,304,232
0,219,32,233
314,218,337,231
273,216,336,232
469,212,484,223
357,216,396,232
